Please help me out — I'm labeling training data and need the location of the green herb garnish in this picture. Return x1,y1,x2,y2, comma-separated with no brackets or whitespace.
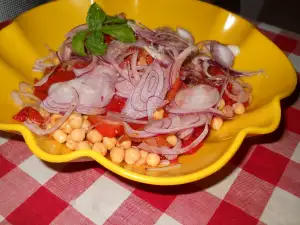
101,24,136,43
72,30,89,56
71,3,136,56
86,30,107,55
104,15,127,25
86,3,106,30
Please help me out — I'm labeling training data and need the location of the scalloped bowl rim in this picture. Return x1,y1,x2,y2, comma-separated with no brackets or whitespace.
0,0,297,185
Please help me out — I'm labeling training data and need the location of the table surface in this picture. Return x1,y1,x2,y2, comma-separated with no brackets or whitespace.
1,22,300,225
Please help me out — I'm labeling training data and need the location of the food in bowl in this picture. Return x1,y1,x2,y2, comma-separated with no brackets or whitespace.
11,3,261,170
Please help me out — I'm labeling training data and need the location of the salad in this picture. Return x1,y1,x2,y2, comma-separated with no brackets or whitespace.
11,3,261,170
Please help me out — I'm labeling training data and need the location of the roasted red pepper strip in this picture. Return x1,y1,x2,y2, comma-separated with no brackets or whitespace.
13,107,30,122
28,107,44,124
13,107,44,124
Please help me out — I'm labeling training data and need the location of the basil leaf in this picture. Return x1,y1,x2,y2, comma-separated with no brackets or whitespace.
86,31,107,55
87,3,106,30
101,24,136,43
104,15,127,25
72,30,89,56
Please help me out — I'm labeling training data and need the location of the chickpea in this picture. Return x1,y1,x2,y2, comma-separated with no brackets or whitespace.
211,117,223,130
110,147,125,163
218,99,225,110
61,122,73,134
76,141,91,150
103,137,117,150
233,103,245,115
92,142,107,156
146,153,160,167
83,115,88,120
222,105,234,117
67,134,72,140
119,139,132,149
70,128,86,142
81,119,91,131
135,150,149,166
87,129,103,144
153,109,164,120
68,113,83,129
125,148,141,165
66,139,77,150
52,129,67,144
50,114,63,126
166,135,177,147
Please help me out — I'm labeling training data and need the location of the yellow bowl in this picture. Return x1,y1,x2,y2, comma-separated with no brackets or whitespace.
0,0,297,185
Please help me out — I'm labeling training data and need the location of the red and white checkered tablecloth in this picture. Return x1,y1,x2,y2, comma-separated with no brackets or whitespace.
1,22,300,225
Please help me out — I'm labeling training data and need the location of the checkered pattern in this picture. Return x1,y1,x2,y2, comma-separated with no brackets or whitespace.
1,22,300,225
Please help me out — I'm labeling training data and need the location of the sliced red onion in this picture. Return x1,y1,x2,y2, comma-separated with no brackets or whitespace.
25,86,78,136
106,40,132,60
165,106,229,118
109,57,129,80
192,55,211,65
227,45,240,56
177,128,194,139
174,84,220,110
161,118,172,129
106,111,149,124
202,61,227,83
225,88,249,103
76,105,106,115
180,114,202,126
34,65,58,87
41,83,75,113
11,91,23,107
144,46,173,67
122,122,155,138
57,39,72,61
131,51,140,83
134,39,147,48
230,68,263,77
144,114,207,134
211,42,234,68
72,66,117,109
42,65,117,114
170,46,198,86
127,21,159,42
169,116,181,128
19,93,41,104
19,82,33,93
73,56,98,77
115,80,134,98
131,62,164,111
121,98,148,119
116,52,133,64
138,138,182,155
164,46,179,59
32,58,54,73
139,122,209,155
116,91,130,98
176,27,194,44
